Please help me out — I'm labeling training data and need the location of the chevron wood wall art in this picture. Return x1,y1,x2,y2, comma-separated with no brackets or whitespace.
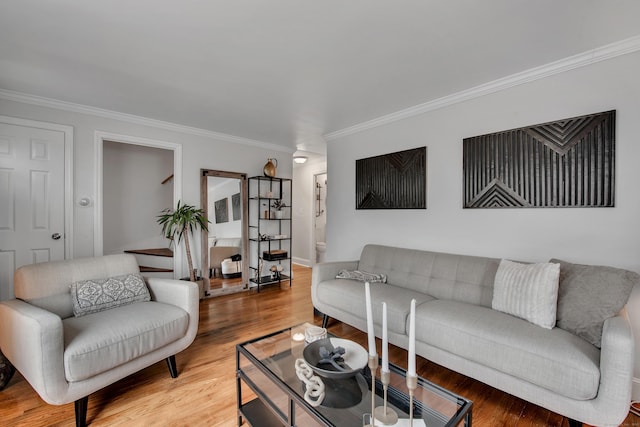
463,110,615,208
356,146,426,209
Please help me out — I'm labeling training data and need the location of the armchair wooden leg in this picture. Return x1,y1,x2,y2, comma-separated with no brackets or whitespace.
75,396,88,427
166,355,178,378
0,350,16,390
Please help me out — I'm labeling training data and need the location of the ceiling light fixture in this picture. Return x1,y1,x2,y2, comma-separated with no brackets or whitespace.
293,155,308,164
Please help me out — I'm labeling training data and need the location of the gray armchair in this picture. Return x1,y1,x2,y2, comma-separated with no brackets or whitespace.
0,254,199,426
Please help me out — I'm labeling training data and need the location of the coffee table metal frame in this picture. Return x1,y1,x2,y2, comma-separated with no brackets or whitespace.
236,324,472,427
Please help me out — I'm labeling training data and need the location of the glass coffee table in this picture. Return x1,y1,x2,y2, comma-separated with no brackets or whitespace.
236,323,472,426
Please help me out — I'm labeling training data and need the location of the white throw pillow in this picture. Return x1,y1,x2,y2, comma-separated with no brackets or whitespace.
492,259,560,329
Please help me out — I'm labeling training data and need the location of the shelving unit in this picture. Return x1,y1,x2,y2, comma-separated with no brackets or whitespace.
248,176,292,291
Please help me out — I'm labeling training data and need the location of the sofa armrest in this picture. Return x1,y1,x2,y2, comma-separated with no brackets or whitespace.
312,260,359,287
146,277,199,315
0,299,67,401
311,260,359,311
145,278,199,344
588,312,635,425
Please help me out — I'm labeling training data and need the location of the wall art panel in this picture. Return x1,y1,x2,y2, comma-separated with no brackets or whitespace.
356,146,426,209
214,197,228,223
463,110,615,208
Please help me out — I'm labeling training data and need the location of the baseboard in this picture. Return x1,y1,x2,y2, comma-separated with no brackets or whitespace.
292,257,311,267
632,377,640,401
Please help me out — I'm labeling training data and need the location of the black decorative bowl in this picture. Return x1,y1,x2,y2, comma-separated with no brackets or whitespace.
302,338,368,379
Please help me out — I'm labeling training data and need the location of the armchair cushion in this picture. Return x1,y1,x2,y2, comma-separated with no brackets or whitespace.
71,273,150,317
63,301,188,382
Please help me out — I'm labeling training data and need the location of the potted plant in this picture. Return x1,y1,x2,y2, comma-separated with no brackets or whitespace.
271,199,287,219
157,201,209,283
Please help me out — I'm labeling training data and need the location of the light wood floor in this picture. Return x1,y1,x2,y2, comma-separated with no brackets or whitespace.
1,264,638,426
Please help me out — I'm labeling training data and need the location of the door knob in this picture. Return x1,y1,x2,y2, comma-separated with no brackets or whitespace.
52,233,61,240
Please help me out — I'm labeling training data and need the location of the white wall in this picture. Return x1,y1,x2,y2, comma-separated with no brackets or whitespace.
327,51,640,268
103,141,173,254
292,158,327,266
208,177,242,239
327,51,640,396
0,97,293,279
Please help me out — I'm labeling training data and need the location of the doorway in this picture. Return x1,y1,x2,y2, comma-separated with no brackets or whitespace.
314,173,327,264
102,142,173,260
94,131,182,276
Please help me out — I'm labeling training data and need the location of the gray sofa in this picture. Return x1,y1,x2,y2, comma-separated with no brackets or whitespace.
0,254,199,426
312,244,638,427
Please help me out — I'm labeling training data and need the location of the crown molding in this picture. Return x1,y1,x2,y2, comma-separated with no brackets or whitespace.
0,88,293,152
325,35,640,141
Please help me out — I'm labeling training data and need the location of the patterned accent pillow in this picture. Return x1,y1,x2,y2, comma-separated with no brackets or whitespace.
71,273,151,317
492,259,560,329
336,270,387,283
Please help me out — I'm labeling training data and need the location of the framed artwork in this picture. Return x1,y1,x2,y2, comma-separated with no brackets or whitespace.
463,110,615,208
356,146,427,209
214,198,228,223
232,193,241,221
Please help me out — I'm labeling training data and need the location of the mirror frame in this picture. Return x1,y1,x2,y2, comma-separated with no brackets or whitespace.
200,169,249,291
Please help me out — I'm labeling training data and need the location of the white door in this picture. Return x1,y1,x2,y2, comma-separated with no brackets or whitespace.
0,122,66,300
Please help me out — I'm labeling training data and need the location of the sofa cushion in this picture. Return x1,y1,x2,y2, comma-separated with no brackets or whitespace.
492,260,560,329
357,245,499,308
551,258,638,348
71,273,151,317
63,301,188,382
315,278,434,335
415,300,600,400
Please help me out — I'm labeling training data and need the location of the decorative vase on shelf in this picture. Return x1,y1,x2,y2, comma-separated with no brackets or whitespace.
263,158,278,177
274,210,283,219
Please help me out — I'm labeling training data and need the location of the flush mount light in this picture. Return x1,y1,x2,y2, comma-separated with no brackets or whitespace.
293,155,308,164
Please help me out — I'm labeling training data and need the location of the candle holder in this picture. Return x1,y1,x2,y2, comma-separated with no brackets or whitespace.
374,369,398,425
406,374,418,427
363,355,379,427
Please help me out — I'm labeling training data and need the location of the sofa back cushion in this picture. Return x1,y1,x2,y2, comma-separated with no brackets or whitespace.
358,245,500,307
13,254,140,319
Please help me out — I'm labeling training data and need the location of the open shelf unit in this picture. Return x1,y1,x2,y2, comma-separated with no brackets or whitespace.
248,176,292,291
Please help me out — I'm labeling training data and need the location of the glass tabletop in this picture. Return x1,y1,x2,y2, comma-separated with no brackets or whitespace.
236,323,472,427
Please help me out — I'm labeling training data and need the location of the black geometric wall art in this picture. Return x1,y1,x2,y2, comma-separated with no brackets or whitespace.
356,146,427,209
463,110,615,208
214,198,228,223
231,193,241,221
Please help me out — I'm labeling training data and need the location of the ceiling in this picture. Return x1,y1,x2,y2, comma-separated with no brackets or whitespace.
1,1,640,155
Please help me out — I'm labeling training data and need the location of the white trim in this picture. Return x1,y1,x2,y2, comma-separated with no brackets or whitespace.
633,377,640,402
324,35,640,141
0,88,290,152
94,131,183,278
0,115,74,260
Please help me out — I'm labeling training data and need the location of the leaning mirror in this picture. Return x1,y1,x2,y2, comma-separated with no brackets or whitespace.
200,169,248,296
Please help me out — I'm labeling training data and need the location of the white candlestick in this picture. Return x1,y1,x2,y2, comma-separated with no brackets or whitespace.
382,302,389,372
408,298,416,376
365,282,376,357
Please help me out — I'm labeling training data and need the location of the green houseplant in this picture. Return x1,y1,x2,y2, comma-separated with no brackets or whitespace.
157,201,209,282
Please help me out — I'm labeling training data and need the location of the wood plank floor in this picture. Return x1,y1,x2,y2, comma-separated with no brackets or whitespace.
1,264,638,426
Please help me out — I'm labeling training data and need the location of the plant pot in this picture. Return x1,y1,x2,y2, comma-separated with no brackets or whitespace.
274,210,283,219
